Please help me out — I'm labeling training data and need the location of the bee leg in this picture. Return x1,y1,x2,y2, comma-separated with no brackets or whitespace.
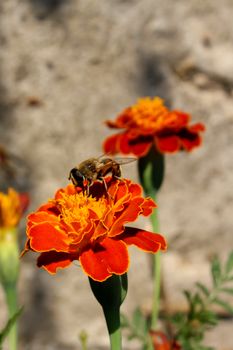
86,179,94,196
113,175,124,182
99,177,113,199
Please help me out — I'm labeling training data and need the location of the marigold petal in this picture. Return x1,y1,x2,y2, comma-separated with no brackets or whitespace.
170,110,190,127
120,133,153,156
155,135,180,153
38,202,60,216
19,193,30,214
28,222,70,252
181,135,202,151
141,198,157,216
20,238,31,257
103,134,121,155
109,197,145,237
118,133,132,154
128,182,142,198
179,127,203,151
105,110,133,129
120,227,167,252
110,181,131,211
55,184,78,199
37,251,78,274
28,211,59,225
80,238,129,281
189,122,205,132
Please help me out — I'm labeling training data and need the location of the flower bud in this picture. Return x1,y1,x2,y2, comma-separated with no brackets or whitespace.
0,228,19,287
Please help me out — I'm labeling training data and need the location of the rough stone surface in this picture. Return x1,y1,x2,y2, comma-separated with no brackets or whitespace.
0,0,233,349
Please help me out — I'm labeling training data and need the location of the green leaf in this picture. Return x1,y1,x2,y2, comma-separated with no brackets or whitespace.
211,256,222,287
131,308,147,336
213,298,233,314
184,290,192,303
220,287,233,295
198,310,218,326
196,282,210,297
0,307,23,346
225,251,233,275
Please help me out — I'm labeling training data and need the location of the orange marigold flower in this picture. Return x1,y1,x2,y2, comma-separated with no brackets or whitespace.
22,177,166,282
103,97,205,157
0,188,29,228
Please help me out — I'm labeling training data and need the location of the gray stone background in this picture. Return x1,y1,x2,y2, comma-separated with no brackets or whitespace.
0,0,232,349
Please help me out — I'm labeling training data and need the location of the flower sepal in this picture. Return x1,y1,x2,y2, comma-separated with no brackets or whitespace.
89,273,128,311
138,147,165,197
89,274,127,350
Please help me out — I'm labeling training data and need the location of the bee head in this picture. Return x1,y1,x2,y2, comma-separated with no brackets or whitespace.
68,168,85,186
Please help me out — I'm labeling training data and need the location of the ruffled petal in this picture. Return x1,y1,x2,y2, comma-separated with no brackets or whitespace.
120,133,152,156
179,126,204,151
19,193,30,214
155,135,180,153
80,238,129,281
189,122,205,132
37,251,78,274
105,110,133,129
28,211,59,225
55,184,78,199
128,182,142,198
108,197,145,237
103,134,121,155
141,198,157,216
28,222,70,252
120,227,167,252
118,133,132,154
168,111,190,128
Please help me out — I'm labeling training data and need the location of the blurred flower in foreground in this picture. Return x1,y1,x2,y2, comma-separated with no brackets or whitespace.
0,188,29,350
22,178,166,281
0,188,29,286
103,97,205,157
150,331,181,350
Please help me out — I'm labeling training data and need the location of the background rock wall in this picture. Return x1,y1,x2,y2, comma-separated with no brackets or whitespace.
0,0,232,349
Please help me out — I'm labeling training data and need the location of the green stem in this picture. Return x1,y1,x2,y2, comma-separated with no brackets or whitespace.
150,205,161,331
138,148,164,334
103,305,122,350
4,284,18,350
89,275,127,350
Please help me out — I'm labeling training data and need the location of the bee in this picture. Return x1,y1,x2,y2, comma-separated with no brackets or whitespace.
68,155,136,193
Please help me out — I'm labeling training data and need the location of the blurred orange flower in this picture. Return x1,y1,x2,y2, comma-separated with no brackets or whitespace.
0,188,29,229
150,331,181,350
22,178,166,281
103,97,205,157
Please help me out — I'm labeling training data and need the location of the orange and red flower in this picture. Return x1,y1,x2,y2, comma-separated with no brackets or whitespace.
22,178,166,282
0,188,29,229
103,97,205,157
150,331,181,350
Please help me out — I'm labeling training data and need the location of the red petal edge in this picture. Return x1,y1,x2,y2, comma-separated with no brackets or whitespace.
37,251,77,274
120,227,167,253
80,237,129,281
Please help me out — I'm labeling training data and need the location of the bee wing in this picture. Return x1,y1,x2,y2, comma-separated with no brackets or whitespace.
97,153,137,165
113,157,137,165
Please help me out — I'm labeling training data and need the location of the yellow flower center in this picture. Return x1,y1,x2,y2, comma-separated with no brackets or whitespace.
131,97,172,131
56,191,108,231
0,189,22,229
